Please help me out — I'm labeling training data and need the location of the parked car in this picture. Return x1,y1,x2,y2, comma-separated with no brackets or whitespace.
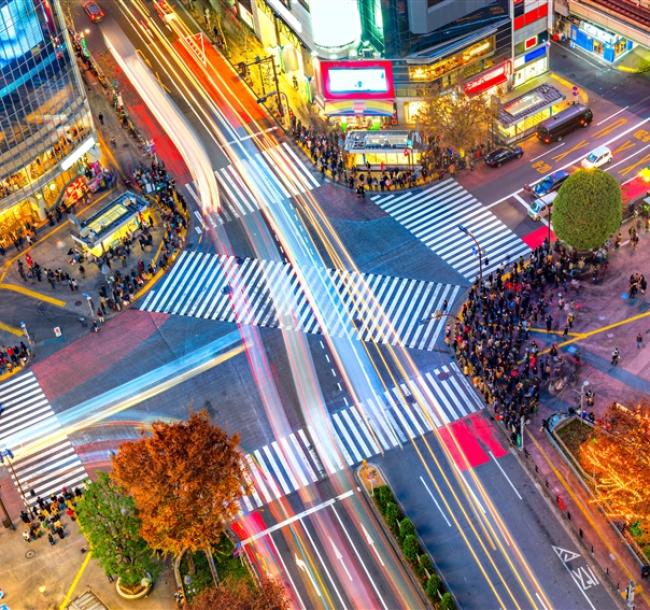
82,0,104,23
484,146,524,167
528,191,558,221
581,145,613,169
525,169,570,197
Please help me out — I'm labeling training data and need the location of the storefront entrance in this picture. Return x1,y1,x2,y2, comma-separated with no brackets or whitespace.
570,21,634,63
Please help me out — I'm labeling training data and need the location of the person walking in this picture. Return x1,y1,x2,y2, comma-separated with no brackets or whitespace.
636,333,643,350
98,112,104,126
611,348,621,366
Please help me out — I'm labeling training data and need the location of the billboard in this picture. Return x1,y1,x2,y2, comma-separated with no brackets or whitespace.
320,60,395,101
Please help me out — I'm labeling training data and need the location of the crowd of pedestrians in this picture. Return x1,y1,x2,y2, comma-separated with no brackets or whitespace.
449,242,607,442
19,486,84,545
0,343,31,376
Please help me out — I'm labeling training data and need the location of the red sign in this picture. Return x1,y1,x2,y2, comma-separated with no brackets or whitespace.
525,35,538,49
320,60,395,101
514,3,548,30
464,61,511,96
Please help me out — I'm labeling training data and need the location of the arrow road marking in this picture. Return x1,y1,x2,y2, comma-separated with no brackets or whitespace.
294,553,321,597
361,524,385,566
553,545,581,564
329,538,353,581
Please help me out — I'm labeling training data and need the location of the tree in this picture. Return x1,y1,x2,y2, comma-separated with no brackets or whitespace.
111,411,247,558
440,591,456,610
402,534,421,564
552,168,622,251
425,573,441,602
75,472,159,588
415,86,498,155
190,577,288,610
578,403,650,546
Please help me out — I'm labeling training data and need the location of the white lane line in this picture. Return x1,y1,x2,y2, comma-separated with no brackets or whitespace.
513,192,533,214
419,476,452,527
330,504,390,610
536,592,551,610
489,451,522,500
596,106,628,126
530,142,565,162
268,535,308,610
193,209,207,228
457,470,486,515
225,127,278,144
556,555,599,610
608,142,650,170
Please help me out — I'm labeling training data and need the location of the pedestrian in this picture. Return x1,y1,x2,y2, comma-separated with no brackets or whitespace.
98,112,104,126
96,309,105,324
611,348,621,366
22,530,31,543
636,333,643,349
56,526,65,540
20,510,30,524
48,532,56,545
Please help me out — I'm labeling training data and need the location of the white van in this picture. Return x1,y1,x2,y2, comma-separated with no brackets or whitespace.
581,145,612,169
528,191,558,221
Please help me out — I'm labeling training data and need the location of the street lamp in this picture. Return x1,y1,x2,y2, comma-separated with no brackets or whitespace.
458,224,483,284
547,201,553,248
0,448,29,509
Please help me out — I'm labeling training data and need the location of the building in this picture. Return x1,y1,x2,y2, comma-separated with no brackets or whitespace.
0,0,96,250
554,0,650,62
232,0,552,127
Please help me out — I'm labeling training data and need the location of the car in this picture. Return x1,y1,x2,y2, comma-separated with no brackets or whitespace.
581,145,612,169
484,146,524,167
528,191,558,221
82,0,104,23
526,170,570,197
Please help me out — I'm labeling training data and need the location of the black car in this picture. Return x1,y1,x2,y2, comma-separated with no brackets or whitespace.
484,146,524,167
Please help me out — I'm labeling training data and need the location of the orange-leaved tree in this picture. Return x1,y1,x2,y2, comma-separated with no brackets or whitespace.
190,577,288,610
111,411,247,559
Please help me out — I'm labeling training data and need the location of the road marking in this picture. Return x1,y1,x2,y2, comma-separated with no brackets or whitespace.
596,106,628,126
0,321,23,336
610,139,636,156
241,491,354,545
513,192,532,214
535,592,551,610
58,550,93,610
593,116,627,138
530,142,565,162
619,151,650,177
270,537,307,609
193,209,207,228
552,139,588,162
294,553,322,598
0,283,66,307
419,475,452,527
489,451,522,500
552,546,598,609
329,537,353,581
608,142,650,170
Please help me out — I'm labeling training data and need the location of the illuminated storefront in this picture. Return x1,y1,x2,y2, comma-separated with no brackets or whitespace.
0,0,95,249
343,130,423,169
71,191,150,257
318,60,396,126
496,84,567,143
513,44,549,88
464,61,511,97
570,21,634,63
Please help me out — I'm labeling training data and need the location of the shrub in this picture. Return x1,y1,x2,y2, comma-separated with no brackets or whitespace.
401,534,421,565
419,553,436,576
399,518,417,544
425,574,441,603
374,485,393,513
552,168,621,251
384,502,401,532
440,591,456,610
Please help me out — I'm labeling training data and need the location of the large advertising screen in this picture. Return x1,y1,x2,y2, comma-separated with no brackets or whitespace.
320,60,395,101
0,0,44,69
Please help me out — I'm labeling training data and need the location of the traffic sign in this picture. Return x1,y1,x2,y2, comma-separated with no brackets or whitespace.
53,327,62,338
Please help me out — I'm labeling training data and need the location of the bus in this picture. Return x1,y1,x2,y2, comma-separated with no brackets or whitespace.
536,104,593,143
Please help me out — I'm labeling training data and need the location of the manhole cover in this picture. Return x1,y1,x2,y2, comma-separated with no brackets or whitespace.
74,300,82,306
25,549,35,559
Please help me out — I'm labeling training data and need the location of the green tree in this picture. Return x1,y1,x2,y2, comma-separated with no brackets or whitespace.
415,86,499,155
401,534,421,564
552,168,622,251
425,573,441,603
440,591,456,610
398,518,417,544
384,502,401,533
75,472,159,588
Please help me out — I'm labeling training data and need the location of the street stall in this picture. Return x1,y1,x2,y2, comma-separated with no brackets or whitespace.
71,191,150,257
343,130,423,170
496,84,568,144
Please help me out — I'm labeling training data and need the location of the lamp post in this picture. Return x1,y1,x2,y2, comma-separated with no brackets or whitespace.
547,201,553,248
458,224,483,285
1,448,29,509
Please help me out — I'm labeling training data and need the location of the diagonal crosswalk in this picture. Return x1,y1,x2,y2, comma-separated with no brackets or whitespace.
238,362,484,512
0,373,87,504
371,179,530,279
140,251,460,352
185,142,320,225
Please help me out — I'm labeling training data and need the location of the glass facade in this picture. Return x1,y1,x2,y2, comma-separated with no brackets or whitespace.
0,0,94,249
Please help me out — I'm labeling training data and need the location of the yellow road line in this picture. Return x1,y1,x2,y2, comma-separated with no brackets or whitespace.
593,116,627,139
0,321,24,337
529,327,584,338
59,549,93,610
0,283,66,307
552,139,588,163
611,140,636,156
619,152,650,177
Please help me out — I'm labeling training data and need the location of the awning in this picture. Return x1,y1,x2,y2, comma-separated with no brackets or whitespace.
324,99,394,117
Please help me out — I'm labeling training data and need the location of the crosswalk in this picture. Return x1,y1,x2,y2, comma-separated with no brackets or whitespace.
140,251,460,352
239,362,484,512
0,372,87,505
185,142,320,225
371,179,530,280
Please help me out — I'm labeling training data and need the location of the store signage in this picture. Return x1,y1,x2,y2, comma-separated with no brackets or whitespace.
525,35,538,49
320,60,395,100
464,61,511,96
581,22,617,45
514,3,548,30
523,45,547,64
266,0,303,33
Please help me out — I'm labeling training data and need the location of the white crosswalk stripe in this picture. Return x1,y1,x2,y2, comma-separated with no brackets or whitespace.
238,364,485,511
0,373,87,505
372,179,530,279
140,251,460,352
184,143,320,225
